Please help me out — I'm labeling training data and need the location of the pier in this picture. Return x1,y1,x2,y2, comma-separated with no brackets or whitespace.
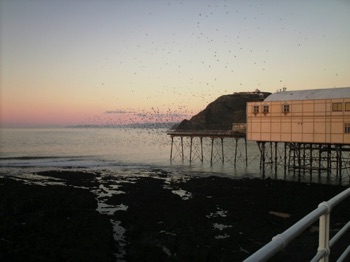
167,132,350,184
257,142,350,183
168,87,350,184
167,128,247,167
247,87,350,184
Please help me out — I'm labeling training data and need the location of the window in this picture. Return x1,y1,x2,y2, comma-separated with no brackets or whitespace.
253,105,259,114
332,102,342,111
345,123,350,133
345,102,350,111
263,105,269,113
282,104,290,113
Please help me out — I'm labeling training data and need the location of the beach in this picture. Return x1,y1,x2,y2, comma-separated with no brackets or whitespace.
1,170,349,261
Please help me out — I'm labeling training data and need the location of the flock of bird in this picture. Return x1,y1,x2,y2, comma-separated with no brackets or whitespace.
77,0,334,141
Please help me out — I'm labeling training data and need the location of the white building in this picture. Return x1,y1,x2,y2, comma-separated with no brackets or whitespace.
246,87,350,144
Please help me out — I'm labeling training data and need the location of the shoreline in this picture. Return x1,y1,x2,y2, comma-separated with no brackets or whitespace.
1,170,349,261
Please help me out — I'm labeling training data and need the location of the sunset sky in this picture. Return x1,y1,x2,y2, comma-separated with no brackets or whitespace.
1,0,350,127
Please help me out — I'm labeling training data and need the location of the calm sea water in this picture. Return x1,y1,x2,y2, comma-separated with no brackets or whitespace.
1,127,265,261
2,127,345,184
0,127,345,260
0,127,263,178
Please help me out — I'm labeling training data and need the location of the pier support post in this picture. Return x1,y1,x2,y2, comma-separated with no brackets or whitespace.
270,142,273,165
318,144,322,179
339,145,342,184
292,143,296,174
274,142,278,177
221,138,224,164
210,138,214,166
181,137,184,162
302,143,306,176
170,136,174,162
336,145,342,184
309,143,313,180
189,137,193,163
327,144,331,179
283,143,287,177
288,143,292,172
245,138,248,167
261,142,266,178
200,137,203,162
234,138,238,167
297,143,301,179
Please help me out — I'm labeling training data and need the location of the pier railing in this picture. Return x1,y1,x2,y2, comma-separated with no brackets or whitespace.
244,187,350,262
167,129,246,138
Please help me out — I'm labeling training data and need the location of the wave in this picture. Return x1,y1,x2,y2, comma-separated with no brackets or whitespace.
0,156,89,160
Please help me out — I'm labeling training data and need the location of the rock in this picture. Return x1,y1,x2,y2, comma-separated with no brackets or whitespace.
0,178,115,262
174,91,271,130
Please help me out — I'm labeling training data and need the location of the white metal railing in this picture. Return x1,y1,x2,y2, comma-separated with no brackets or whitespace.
244,187,350,262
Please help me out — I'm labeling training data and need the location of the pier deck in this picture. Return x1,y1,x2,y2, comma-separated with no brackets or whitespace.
167,130,247,166
167,130,246,138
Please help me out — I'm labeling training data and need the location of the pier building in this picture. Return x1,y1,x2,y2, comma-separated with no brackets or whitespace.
168,87,350,183
247,87,350,182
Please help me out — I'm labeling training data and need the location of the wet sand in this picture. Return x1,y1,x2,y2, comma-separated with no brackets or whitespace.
0,170,349,261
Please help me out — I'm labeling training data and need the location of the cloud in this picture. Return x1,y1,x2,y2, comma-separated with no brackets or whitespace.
135,113,188,118
104,110,133,114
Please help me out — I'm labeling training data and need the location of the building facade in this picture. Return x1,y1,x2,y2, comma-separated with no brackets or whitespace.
247,87,350,144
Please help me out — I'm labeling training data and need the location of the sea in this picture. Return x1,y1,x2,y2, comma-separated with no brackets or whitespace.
2,127,348,185
0,127,264,179
0,127,267,260
0,127,346,260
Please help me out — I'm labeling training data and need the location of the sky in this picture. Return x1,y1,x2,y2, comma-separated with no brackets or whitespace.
1,0,350,127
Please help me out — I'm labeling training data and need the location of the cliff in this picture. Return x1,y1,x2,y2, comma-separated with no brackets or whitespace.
173,91,271,130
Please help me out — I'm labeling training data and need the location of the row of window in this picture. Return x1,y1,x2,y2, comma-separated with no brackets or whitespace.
253,105,269,113
332,102,350,112
248,120,350,133
253,102,350,114
253,105,289,114
345,123,350,133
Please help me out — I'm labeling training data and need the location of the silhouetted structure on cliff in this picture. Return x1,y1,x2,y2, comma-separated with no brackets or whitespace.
172,91,271,130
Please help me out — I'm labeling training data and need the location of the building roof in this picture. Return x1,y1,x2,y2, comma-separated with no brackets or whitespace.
264,87,350,102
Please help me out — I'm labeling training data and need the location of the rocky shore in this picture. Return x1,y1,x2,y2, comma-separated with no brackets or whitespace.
1,170,349,261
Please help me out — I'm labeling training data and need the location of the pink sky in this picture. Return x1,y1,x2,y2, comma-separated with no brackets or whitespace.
0,99,192,127
1,1,349,127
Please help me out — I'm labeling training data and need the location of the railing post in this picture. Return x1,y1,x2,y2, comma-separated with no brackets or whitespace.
245,188,350,261
318,202,331,262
